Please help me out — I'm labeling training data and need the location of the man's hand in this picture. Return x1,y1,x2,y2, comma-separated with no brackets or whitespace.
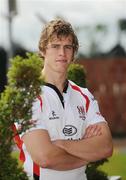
83,124,102,139
53,124,102,149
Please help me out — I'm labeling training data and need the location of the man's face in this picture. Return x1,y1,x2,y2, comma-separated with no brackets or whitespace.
42,34,74,73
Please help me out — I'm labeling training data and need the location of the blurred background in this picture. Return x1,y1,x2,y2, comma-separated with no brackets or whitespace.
0,0,126,179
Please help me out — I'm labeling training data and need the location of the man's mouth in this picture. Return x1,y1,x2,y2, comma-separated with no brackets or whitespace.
56,59,67,63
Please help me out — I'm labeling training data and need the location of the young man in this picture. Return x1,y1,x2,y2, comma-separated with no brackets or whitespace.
19,19,113,180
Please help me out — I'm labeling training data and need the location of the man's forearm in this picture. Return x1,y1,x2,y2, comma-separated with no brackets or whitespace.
43,143,88,170
22,129,88,171
55,136,111,162
54,123,113,162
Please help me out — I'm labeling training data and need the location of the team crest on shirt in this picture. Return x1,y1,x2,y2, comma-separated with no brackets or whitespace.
77,105,86,120
49,110,59,120
96,111,102,116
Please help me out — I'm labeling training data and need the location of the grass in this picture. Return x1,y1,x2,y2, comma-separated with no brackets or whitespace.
99,149,126,180
11,151,23,167
12,149,126,179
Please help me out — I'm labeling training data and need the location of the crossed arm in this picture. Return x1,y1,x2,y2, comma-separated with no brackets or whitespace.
22,129,87,170
54,122,113,162
22,122,113,171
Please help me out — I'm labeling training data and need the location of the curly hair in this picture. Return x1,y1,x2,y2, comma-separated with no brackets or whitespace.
38,19,79,58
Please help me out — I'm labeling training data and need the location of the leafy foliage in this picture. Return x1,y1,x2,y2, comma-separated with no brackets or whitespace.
0,156,28,180
86,159,108,180
0,53,44,179
68,63,87,87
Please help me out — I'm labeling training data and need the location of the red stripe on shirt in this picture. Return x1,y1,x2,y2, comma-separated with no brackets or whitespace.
33,96,43,177
13,96,42,177
70,84,90,112
37,95,43,111
12,124,25,162
33,162,40,177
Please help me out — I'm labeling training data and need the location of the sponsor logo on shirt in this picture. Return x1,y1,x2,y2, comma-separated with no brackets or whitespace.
49,111,59,120
63,125,77,136
77,105,86,120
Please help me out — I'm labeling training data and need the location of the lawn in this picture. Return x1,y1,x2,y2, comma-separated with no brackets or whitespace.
99,150,126,180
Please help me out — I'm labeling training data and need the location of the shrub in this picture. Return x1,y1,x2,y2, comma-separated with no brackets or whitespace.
0,53,44,179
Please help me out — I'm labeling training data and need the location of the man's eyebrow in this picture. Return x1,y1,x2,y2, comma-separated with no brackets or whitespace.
50,43,73,45
51,43,60,45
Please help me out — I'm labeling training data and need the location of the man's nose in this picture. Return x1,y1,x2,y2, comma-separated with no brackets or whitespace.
59,46,65,55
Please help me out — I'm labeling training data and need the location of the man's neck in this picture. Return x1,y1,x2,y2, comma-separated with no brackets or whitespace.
42,68,67,93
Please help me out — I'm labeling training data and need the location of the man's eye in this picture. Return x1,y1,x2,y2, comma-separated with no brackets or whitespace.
51,44,59,48
65,45,73,49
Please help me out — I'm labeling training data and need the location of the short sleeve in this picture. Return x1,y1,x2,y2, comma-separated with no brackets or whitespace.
17,96,47,138
31,97,47,130
85,90,106,127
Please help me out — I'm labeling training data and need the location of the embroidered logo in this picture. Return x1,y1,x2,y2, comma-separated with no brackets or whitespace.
49,111,59,120
77,105,86,120
96,112,102,116
63,125,77,136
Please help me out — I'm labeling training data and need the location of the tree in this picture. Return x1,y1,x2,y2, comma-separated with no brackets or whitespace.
118,18,126,44
68,63,87,87
0,47,7,93
0,53,44,179
75,23,108,57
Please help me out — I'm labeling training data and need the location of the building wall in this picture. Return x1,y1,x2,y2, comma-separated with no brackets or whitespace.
77,58,126,135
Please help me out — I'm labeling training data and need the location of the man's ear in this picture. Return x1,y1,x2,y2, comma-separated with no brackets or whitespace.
71,53,76,62
41,51,45,57
39,51,46,59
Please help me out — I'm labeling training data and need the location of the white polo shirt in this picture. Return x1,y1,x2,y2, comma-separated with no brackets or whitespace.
20,80,106,180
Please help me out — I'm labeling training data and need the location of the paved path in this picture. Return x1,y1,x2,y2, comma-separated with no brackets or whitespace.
113,138,126,153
